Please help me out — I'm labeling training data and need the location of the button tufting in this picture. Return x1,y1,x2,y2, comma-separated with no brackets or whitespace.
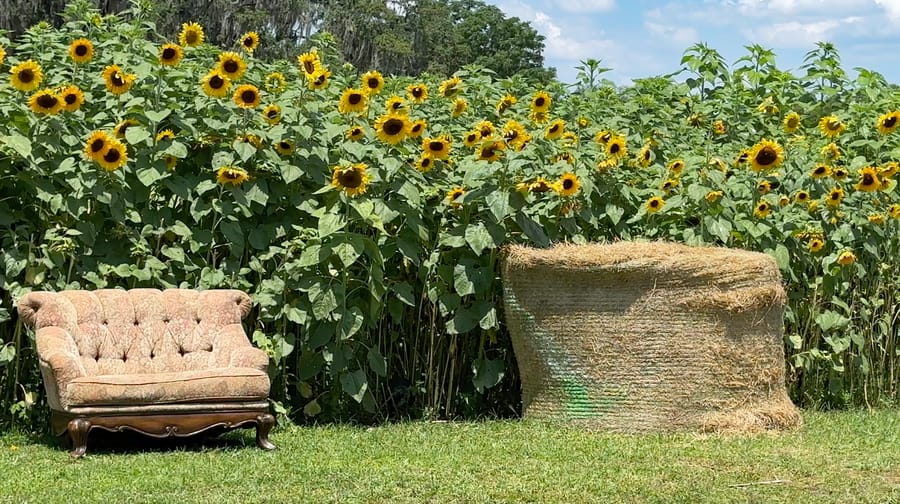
133,320,140,326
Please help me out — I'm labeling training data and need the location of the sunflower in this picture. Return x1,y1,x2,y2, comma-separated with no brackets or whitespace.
877,111,900,135
880,162,899,179
374,113,409,145
346,125,365,141
68,38,94,64
503,120,528,149
531,91,551,114
825,187,844,207
158,43,183,66
596,158,619,171
361,70,384,95
274,140,294,156
606,135,627,158
307,69,331,90
529,177,554,193
637,145,653,167
869,214,886,225
754,200,772,218
415,155,434,172
240,31,260,53
553,152,575,165
463,130,481,148
113,119,138,139
406,84,427,103
408,119,426,138
58,85,84,112
264,72,287,94
821,142,841,162
818,115,846,137
476,141,505,162
102,65,136,95
27,89,61,115
667,159,685,175
97,139,128,171
748,139,784,171
646,196,665,213
661,179,679,194
735,150,750,166
832,167,849,180
262,104,281,125
331,163,370,197
338,88,368,114
438,76,462,97
201,70,231,98
811,164,831,179
451,98,468,118
561,132,578,148
783,112,801,133
0,44,6,66
155,129,175,142
385,95,407,115
179,22,205,47
422,136,451,159
217,51,247,80
807,237,825,253
595,130,612,145
552,172,579,197
164,155,178,170
476,120,495,139
712,120,726,135
447,187,466,207
545,119,565,140
84,130,112,160
757,180,771,194
705,191,723,203
233,84,261,108
757,97,778,114
237,133,262,149
297,51,321,78
216,166,250,186
837,251,856,266
496,94,516,114
794,190,811,204
889,204,900,219
855,166,881,192
10,60,43,91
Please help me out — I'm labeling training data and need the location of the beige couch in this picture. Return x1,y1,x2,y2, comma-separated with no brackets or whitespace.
16,288,275,457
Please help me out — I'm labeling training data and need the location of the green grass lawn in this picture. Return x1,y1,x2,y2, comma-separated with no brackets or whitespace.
1,410,898,503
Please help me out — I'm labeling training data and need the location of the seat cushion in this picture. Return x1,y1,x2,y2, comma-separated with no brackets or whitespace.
66,368,270,407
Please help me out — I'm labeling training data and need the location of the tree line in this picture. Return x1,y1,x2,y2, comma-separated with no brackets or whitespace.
0,0,554,81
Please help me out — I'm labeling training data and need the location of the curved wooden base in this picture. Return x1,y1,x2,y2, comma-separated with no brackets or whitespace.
52,410,276,458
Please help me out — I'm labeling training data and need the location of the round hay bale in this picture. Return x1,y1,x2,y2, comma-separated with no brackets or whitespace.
502,241,802,433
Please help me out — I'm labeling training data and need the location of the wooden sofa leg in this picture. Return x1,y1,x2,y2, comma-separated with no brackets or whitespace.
67,418,91,458
255,413,276,451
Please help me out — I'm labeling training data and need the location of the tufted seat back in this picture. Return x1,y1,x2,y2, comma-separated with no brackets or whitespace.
17,289,253,376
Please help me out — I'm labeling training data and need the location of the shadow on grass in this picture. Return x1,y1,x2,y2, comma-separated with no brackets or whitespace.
37,427,260,456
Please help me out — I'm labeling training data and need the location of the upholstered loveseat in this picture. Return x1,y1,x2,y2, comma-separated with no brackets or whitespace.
16,288,275,457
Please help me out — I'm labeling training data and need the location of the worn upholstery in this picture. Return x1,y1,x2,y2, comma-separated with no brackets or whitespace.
16,289,270,412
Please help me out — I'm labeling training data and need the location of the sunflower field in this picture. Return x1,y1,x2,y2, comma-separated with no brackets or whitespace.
2,1,900,429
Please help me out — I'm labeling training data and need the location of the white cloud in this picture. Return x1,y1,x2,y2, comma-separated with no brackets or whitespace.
532,11,615,61
552,0,616,13
741,17,861,47
644,22,698,45
875,0,900,19
732,0,870,14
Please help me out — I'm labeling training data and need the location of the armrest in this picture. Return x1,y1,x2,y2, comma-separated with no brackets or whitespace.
212,324,270,372
34,327,86,411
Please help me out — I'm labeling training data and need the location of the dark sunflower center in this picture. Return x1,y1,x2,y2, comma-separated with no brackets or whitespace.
788,118,798,127
534,97,545,107
352,128,362,136
482,147,495,158
505,131,518,141
185,31,199,45
650,200,660,208
111,72,125,86
422,158,431,167
64,93,78,105
314,74,326,85
103,148,121,163
411,124,422,134
755,147,777,165
798,193,808,200
210,75,224,89
830,192,840,200
885,116,897,128
90,139,106,153
224,60,239,73
267,109,278,118
162,47,177,60
450,191,462,201
18,69,34,83
862,173,875,185
303,61,315,74
338,169,362,188
224,170,241,180
562,179,574,190
827,120,840,130
391,102,402,110
759,203,768,211
549,125,559,134
481,128,491,137
429,141,443,152
36,94,58,109
815,166,826,175
467,134,476,142
412,87,423,98
532,181,550,192
75,44,88,56
383,119,403,135
610,143,621,154
349,93,362,105
243,37,254,47
280,142,291,150
241,90,257,103
367,77,380,89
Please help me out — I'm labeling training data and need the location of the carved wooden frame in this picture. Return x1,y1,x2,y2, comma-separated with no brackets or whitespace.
51,409,276,458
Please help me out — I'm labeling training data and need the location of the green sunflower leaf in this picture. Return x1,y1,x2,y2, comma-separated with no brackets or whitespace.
340,369,368,403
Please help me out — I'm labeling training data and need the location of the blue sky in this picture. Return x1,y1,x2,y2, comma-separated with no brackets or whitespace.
485,0,900,86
